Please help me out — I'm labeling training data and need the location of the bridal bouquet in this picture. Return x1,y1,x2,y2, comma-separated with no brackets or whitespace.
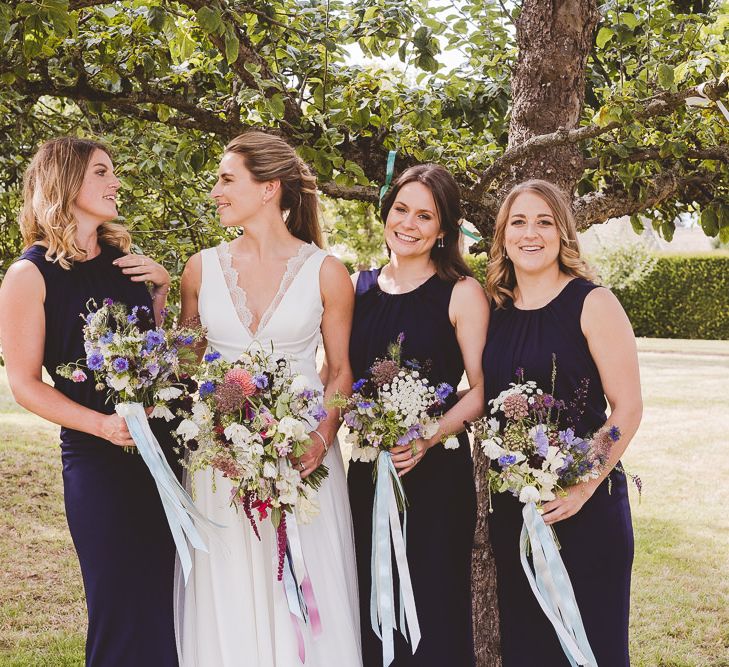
56,298,209,583
176,345,328,658
472,362,621,667
332,333,455,666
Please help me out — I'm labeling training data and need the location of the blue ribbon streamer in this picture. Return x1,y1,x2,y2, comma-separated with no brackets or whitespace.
370,451,421,666
520,502,598,667
379,150,397,203
116,402,211,584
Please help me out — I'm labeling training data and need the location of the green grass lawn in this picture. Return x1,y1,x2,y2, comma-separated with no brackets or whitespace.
1,338,728,666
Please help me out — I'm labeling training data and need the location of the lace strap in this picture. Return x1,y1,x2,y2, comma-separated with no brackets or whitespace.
216,241,253,331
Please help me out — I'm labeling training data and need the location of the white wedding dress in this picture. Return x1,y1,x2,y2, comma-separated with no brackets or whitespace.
175,241,362,667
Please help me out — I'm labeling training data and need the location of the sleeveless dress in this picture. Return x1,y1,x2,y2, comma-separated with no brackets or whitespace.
482,278,634,666
16,244,178,667
175,241,362,667
347,268,477,667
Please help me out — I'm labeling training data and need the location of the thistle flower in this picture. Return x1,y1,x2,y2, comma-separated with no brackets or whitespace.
503,393,529,420
370,359,399,386
213,382,246,413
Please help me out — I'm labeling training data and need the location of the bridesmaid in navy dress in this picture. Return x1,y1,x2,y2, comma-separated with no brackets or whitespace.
347,165,488,666
0,138,179,666
481,179,642,665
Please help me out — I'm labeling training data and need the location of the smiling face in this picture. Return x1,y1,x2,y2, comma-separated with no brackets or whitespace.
210,152,270,227
70,149,120,225
384,181,443,259
503,191,561,275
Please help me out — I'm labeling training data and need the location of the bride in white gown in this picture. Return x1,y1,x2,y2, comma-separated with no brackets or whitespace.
175,131,362,667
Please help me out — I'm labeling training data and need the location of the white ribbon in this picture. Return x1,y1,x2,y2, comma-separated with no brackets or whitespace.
370,451,421,666
520,502,598,667
685,80,729,123
116,402,210,583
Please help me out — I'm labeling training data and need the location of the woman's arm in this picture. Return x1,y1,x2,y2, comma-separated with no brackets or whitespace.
391,276,490,475
0,261,134,447
296,256,355,478
178,253,207,361
112,253,171,325
541,287,642,525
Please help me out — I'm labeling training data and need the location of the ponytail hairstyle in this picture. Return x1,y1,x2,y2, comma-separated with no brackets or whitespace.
380,164,472,282
224,131,323,247
486,179,595,308
19,137,131,269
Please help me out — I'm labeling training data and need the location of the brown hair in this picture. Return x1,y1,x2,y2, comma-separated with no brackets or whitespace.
20,137,131,269
486,179,595,307
380,164,472,282
224,131,323,247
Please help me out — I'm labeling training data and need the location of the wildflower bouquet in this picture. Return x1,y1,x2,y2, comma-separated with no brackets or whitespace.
473,363,621,667
57,298,209,583
175,345,328,652
332,333,455,666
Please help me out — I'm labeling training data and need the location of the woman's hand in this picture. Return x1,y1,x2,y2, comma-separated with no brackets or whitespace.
292,432,328,479
97,413,136,448
540,481,597,525
390,437,432,477
113,253,171,294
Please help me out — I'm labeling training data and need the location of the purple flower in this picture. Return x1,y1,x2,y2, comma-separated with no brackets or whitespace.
356,400,374,410
396,332,405,345
127,314,138,324
436,382,453,401
199,380,216,398
100,332,114,344
532,425,549,458
112,357,129,373
543,394,555,408
178,334,195,345
85,313,94,324
204,351,221,363
396,424,422,446
145,330,164,349
497,454,517,467
254,374,269,389
515,367,525,381
352,378,367,392
87,352,104,371
103,298,114,306
309,405,328,422
559,428,576,446
608,425,621,442
343,411,363,430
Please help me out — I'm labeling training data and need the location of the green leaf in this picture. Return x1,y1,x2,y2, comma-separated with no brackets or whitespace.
224,32,240,65
196,6,223,35
660,221,674,242
596,27,614,49
630,214,644,234
619,13,639,30
657,63,674,89
700,207,719,236
269,94,285,119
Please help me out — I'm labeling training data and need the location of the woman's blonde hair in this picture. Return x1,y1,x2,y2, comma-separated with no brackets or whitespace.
20,137,131,269
486,179,595,307
225,131,323,247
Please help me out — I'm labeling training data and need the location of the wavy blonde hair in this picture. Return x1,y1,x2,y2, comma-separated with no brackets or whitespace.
20,137,131,269
486,179,595,307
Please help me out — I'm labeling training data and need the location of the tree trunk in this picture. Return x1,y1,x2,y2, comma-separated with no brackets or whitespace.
471,3,599,665
505,0,600,194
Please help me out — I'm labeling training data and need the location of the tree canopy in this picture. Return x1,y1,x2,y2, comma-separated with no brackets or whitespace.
0,0,726,274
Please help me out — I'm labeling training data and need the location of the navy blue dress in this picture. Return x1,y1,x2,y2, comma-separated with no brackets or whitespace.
348,269,477,667
482,278,634,666
18,244,178,667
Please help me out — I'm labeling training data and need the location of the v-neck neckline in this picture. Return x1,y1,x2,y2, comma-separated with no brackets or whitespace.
216,241,318,338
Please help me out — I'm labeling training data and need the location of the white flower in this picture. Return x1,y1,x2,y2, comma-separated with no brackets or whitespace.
488,418,500,433
540,487,556,502
263,461,278,479
224,423,253,448
176,419,200,440
278,416,308,441
519,485,541,504
351,445,379,463
422,420,440,439
150,405,175,421
155,386,183,402
295,492,320,524
289,374,310,395
545,445,566,472
107,374,130,392
191,401,212,423
481,437,507,460
443,436,460,450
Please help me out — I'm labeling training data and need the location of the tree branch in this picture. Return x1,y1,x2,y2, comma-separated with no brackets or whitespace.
473,78,729,198
573,168,719,229
318,182,379,203
583,145,729,169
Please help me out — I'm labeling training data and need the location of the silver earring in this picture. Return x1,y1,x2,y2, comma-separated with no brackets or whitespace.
437,237,445,248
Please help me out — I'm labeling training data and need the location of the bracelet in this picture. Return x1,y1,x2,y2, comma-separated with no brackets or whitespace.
151,285,170,301
311,429,329,452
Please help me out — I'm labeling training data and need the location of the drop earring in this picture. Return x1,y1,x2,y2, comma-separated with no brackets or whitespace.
437,237,445,248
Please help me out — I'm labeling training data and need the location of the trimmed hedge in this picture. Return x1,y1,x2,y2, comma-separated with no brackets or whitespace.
464,253,729,340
